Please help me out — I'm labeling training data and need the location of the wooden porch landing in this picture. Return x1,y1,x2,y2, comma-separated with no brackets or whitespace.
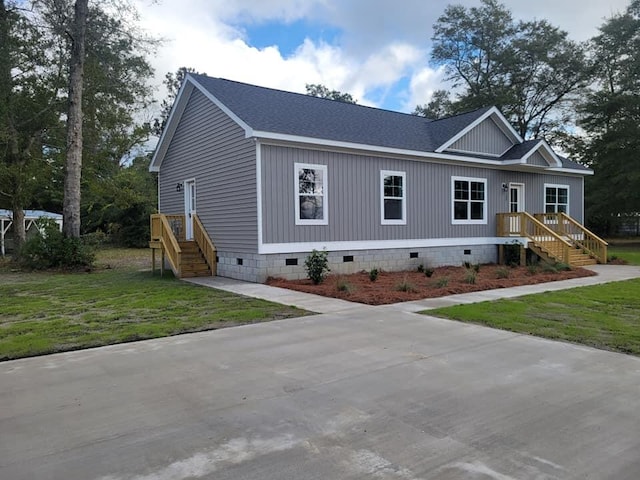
497,212,607,267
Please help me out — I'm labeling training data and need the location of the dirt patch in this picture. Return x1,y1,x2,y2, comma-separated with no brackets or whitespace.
267,264,597,305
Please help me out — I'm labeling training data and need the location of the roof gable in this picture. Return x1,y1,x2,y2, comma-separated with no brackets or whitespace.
446,115,516,156
435,107,522,154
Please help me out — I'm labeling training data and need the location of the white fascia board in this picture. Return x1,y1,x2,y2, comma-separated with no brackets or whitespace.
520,140,563,168
187,75,254,138
546,167,594,176
435,106,523,153
150,75,256,172
253,130,506,167
149,82,195,172
258,237,529,254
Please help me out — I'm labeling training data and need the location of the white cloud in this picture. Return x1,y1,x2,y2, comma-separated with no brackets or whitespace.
135,0,633,117
403,66,447,113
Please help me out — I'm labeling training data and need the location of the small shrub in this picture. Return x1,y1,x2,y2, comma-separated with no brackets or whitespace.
304,249,330,284
396,276,417,293
555,262,572,272
336,277,354,293
472,263,480,273
495,266,510,279
19,219,95,270
369,268,379,282
417,264,425,273
464,270,477,284
434,277,449,288
424,267,434,278
527,264,539,275
463,261,471,269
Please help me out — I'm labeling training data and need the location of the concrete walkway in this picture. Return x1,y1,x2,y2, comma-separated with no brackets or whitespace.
186,264,640,313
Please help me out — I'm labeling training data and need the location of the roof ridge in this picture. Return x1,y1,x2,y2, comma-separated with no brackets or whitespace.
188,73,428,120
427,105,494,123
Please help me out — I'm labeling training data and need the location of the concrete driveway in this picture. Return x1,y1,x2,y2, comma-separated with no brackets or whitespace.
2,300,640,479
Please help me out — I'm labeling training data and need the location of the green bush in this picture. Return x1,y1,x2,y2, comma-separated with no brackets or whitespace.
19,219,95,270
434,277,449,288
464,270,477,284
304,249,330,284
417,264,425,273
336,277,354,293
396,277,417,293
424,267,434,277
369,268,379,282
496,266,510,279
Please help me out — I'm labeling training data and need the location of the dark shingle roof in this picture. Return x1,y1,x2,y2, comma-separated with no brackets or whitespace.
191,74,475,152
501,140,540,160
188,74,588,171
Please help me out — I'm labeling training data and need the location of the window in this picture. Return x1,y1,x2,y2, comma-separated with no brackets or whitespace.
295,163,328,225
452,176,487,224
544,184,569,214
381,170,406,225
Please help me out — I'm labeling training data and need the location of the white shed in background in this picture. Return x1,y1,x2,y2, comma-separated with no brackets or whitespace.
0,210,63,256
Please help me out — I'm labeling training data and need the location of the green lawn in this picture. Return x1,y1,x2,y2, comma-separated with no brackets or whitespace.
608,241,640,265
0,249,310,361
425,279,640,355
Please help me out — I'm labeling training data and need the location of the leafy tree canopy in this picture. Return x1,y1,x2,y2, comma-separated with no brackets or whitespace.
305,83,357,104
429,0,587,139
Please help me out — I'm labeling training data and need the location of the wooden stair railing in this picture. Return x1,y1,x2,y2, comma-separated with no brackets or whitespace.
150,213,217,278
497,212,573,265
193,214,217,276
150,213,183,277
534,213,608,264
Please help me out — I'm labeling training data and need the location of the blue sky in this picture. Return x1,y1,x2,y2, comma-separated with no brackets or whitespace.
138,0,630,114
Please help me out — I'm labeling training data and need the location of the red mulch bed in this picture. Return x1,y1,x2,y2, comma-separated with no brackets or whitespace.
266,264,597,305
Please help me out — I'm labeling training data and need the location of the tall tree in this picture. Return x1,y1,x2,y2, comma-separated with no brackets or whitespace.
413,89,454,119
62,0,88,238
430,0,587,138
0,0,65,250
579,1,640,234
305,83,357,104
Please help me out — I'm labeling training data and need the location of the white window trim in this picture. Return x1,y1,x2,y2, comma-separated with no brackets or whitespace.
544,183,570,215
451,176,488,225
380,170,407,225
294,162,328,226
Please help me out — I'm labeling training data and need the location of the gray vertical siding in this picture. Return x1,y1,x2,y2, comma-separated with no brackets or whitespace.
449,117,513,155
527,151,549,167
159,89,258,253
261,144,584,245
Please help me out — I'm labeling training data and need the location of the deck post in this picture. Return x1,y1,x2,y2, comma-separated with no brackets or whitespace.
498,245,505,265
151,248,156,275
519,244,526,266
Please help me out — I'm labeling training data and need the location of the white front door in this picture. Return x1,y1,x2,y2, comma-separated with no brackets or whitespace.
184,179,196,240
509,183,524,233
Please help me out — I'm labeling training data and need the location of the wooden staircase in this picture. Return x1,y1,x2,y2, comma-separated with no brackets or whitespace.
149,213,217,278
179,241,211,277
497,212,608,267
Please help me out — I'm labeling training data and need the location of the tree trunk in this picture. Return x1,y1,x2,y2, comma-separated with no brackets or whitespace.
62,0,88,238
11,205,25,254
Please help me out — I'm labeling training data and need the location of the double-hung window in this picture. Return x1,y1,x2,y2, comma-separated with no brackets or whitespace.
452,176,487,224
381,170,406,225
544,184,569,214
295,163,328,225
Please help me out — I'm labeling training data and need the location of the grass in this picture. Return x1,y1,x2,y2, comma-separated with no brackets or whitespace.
425,279,640,356
0,248,309,361
608,241,640,266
